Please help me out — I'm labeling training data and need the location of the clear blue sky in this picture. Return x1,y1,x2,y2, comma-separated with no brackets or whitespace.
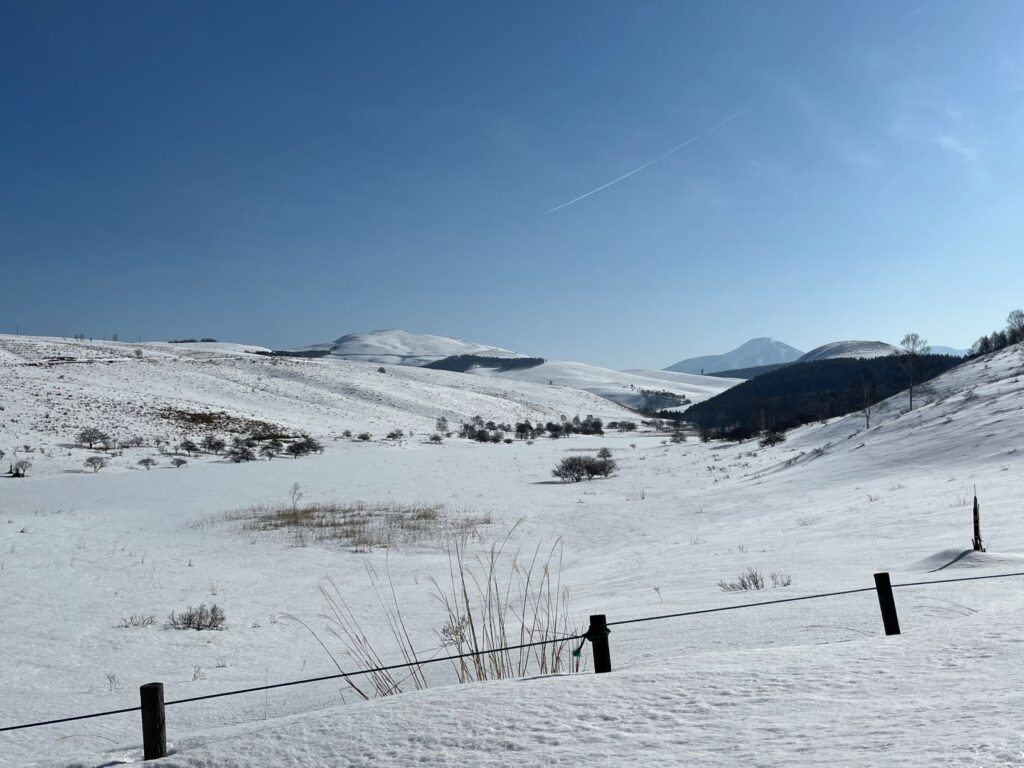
2,1,1022,368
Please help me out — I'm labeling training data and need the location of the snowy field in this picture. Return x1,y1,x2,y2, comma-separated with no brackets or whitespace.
2,337,1024,766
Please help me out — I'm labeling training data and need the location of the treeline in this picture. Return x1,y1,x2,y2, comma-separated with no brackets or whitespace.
968,309,1024,357
252,349,333,359
638,389,690,412
423,355,546,372
456,414,619,443
684,354,961,435
169,338,218,343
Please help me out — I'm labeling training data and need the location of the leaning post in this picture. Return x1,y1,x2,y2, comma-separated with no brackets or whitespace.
873,572,901,636
588,614,612,673
972,488,985,552
140,682,167,760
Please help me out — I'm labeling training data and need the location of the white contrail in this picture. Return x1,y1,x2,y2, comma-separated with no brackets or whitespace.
545,108,748,214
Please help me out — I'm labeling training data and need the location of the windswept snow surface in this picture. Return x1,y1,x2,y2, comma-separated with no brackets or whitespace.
471,361,739,409
302,329,526,365
796,339,900,362
3,340,1024,767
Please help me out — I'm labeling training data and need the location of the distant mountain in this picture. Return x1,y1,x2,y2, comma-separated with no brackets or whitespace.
298,330,526,366
665,337,804,374
796,340,898,363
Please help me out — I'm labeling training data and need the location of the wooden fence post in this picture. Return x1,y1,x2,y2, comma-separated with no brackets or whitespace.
589,614,612,673
972,491,985,552
873,572,901,636
140,682,166,760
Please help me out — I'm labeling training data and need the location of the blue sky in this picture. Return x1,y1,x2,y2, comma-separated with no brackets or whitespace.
2,1,1023,368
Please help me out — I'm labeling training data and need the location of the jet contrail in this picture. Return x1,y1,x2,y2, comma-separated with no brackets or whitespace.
545,108,748,214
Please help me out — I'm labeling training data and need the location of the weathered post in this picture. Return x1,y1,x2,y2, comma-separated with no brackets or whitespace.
873,572,901,636
140,682,167,760
589,614,612,673
972,489,985,552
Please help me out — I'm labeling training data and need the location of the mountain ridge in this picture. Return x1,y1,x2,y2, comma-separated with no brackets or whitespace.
665,337,804,374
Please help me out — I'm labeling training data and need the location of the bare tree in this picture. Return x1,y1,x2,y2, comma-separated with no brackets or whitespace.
84,456,109,473
897,333,930,410
1008,309,1024,344
137,458,158,470
202,435,226,455
859,369,876,428
171,458,187,469
76,427,110,449
14,459,31,477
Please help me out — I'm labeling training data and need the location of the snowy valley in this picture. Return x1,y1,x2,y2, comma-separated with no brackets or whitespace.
1,332,1023,766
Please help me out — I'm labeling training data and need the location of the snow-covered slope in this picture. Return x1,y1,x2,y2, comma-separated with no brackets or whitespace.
665,337,803,374
303,329,526,366
470,361,739,409
0,334,632,477
4,340,1024,768
762,340,1024,474
796,340,899,362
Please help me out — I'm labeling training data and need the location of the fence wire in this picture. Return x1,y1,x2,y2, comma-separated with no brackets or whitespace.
5,569,1024,734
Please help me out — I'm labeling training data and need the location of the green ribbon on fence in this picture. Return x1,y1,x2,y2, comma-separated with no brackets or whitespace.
571,624,611,658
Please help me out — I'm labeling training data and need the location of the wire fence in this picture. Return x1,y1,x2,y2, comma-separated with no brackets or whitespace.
4,569,1024,737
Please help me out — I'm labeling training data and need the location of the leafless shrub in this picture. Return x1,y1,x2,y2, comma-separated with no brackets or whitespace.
167,603,226,631
84,456,109,473
118,614,156,628
770,571,793,588
552,455,616,482
795,516,820,527
718,567,765,592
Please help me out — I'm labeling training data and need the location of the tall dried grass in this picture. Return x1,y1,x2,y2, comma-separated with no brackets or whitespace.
289,528,580,699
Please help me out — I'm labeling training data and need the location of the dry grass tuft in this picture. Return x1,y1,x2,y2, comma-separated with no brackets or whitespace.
229,501,491,550
288,527,580,699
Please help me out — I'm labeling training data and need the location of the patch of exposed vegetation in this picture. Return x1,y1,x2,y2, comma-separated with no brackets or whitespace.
156,408,288,435
228,501,492,550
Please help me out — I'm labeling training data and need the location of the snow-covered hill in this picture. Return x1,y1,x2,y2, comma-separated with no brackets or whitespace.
470,361,739,409
0,334,632,477
4,339,1024,768
796,340,899,362
665,337,803,374
302,329,526,366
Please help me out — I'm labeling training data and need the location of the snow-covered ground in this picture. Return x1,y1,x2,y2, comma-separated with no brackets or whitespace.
471,360,738,409
0,335,635,477
796,339,900,362
2,338,1024,767
297,329,526,365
